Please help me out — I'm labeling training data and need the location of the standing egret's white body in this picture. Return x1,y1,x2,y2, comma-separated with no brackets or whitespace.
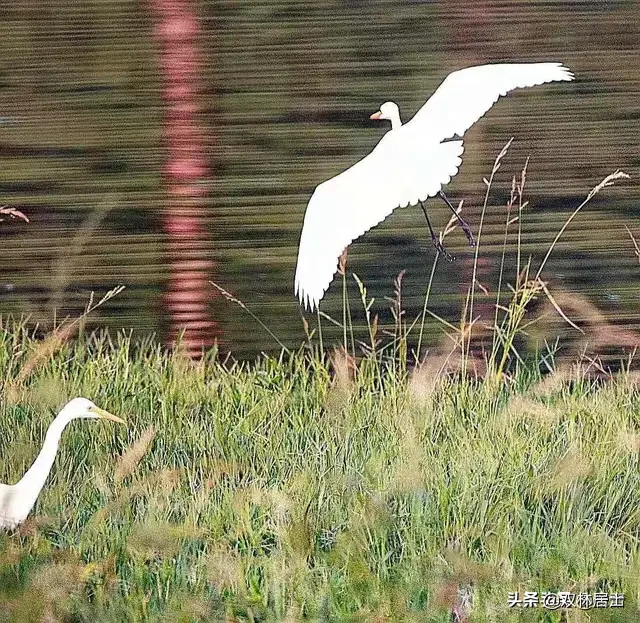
0,398,125,530
294,62,574,310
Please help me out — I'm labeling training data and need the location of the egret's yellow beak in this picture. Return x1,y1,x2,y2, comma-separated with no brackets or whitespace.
90,406,126,425
370,111,382,120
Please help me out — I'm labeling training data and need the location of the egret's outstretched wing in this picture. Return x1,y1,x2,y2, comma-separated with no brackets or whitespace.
295,137,464,310
409,63,574,140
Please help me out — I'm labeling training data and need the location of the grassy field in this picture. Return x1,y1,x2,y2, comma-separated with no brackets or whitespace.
1,156,638,621
1,325,640,622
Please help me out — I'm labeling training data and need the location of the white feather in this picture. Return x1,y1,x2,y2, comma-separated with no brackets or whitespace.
410,62,574,139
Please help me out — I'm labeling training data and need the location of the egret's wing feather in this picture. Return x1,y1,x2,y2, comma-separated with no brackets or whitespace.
409,62,574,140
295,137,464,310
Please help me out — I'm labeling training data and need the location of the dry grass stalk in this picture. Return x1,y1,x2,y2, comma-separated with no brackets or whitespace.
13,324,78,387
537,280,583,334
474,279,489,296
9,286,125,392
337,247,348,276
389,406,424,493
206,544,244,592
536,288,640,355
617,427,640,454
127,519,203,559
432,580,461,612
210,280,289,352
535,169,629,281
539,447,591,495
625,225,640,264
391,269,407,323
15,515,55,538
441,199,465,242
48,205,112,312
503,395,560,430
408,357,446,401
411,333,487,398
616,369,640,390
330,346,356,391
391,449,424,494
114,426,157,483
326,346,357,412
530,364,572,398
371,313,379,347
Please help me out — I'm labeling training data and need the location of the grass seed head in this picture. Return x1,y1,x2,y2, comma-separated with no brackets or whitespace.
115,426,157,483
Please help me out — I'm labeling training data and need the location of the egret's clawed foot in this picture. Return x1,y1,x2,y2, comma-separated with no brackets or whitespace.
432,237,455,262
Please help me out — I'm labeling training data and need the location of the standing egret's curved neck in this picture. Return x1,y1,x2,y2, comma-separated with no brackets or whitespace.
15,411,73,508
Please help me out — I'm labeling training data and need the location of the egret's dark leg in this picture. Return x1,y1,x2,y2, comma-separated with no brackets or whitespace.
438,190,475,247
420,200,454,262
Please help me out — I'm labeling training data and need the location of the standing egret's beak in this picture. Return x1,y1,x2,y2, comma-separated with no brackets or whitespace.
89,406,126,425
370,111,382,120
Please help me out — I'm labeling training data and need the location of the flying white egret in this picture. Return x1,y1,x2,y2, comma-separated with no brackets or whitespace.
0,398,125,531
294,62,574,310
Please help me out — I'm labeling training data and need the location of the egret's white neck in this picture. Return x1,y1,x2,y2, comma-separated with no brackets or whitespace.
15,412,73,509
390,112,402,131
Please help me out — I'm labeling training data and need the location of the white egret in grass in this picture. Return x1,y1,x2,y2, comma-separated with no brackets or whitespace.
294,62,574,310
0,398,125,531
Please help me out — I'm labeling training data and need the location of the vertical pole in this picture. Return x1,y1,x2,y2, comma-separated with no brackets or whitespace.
151,0,218,357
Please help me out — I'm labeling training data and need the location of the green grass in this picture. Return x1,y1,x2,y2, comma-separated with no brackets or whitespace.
1,150,637,621
0,328,640,622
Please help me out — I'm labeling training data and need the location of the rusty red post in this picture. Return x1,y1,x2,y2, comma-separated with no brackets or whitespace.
151,0,218,357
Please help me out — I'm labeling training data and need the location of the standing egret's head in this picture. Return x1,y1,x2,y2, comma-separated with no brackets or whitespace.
369,101,401,129
59,397,126,424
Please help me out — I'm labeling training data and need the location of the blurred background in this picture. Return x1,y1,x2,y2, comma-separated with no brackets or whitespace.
0,0,638,359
